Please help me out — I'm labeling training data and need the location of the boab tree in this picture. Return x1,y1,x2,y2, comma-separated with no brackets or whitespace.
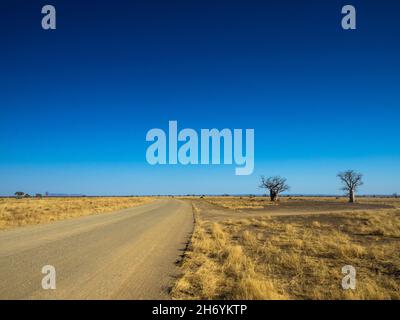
260,176,290,202
337,170,363,203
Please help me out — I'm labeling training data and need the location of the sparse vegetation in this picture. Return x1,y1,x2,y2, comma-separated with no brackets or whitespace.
0,197,153,230
200,196,393,212
205,196,272,209
172,197,400,300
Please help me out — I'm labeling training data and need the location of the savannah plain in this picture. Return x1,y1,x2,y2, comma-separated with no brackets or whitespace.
0,196,152,230
172,196,400,300
1,195,399,299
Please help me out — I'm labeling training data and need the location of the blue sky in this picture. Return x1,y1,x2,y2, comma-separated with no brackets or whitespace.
1,0,399,195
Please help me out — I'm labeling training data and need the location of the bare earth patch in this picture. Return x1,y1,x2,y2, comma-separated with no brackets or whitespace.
0,197,153,230
172,197,400,300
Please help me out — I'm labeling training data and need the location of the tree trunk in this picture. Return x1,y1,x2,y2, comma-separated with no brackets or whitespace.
349,189,355,203
270,191,278,202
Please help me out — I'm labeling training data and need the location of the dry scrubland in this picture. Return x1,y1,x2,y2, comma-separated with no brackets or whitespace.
204,196,399,210
172,197,400,299
0,197,152,230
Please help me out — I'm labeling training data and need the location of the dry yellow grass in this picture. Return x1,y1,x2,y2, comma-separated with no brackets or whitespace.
172,205,286,299
0,197,153,230
205,196,275,209
172,198,400,300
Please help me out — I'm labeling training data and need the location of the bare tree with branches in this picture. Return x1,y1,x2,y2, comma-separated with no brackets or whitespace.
259,176,290,202
337,170,363,203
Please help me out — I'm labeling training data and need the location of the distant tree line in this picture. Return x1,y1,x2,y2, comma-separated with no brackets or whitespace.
14,192,43,199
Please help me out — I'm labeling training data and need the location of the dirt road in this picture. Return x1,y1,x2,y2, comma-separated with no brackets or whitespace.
0,199,193,299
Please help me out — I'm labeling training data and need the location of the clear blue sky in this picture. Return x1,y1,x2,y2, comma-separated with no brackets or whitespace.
1,0,399,195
